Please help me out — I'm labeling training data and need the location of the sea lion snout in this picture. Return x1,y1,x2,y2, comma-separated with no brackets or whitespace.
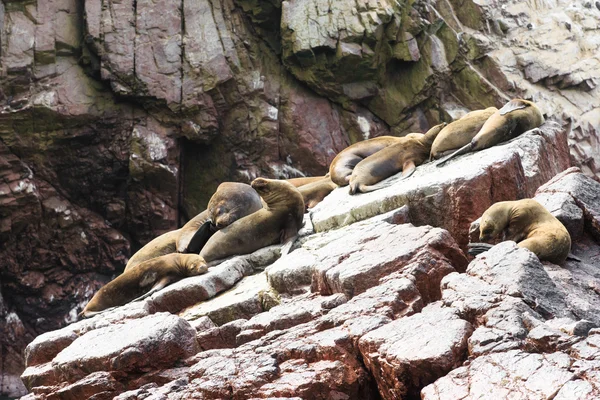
251,178,269,191
184,255,208,275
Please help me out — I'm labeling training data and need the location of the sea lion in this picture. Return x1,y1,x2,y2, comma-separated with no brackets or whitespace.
469,199,571,264
329,136,403,186
436,99,544,166
80,253,208,318
348,123,447,194
286,176,328,187
176,182,263,253
430,107,497,160
125,229,182,272
199,178,305,262
176,210,211,253
298,175,337,209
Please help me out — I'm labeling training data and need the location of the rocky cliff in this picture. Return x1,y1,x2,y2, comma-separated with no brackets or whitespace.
1,0,600,397
17,124,600,399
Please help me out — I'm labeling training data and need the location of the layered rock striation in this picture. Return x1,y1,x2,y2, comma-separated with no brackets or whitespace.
18,124,600,399
2,0,600,397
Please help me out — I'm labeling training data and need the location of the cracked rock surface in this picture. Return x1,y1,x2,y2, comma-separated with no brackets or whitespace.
2,0,600,397
17,123,600,399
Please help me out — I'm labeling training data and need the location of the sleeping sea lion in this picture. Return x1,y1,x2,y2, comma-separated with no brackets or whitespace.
199,178,305,262
176,182,263,253
348,123,447,194
436,99,544,166
329,136,403,186
430,107,497,160
125,229,182,272
80,253,207,318
469,199,571,264
286,176,329,187
298,175,337,209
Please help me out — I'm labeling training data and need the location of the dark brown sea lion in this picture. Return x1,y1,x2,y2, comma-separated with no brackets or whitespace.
176,210,210,253
176,182,263,253
469,199,571,264
298,175,337,209
437,99,544,167
430,107,497,160
199,178,305,262
286,176,328,188
80,253,207,318
329,136,403,186
348,123,447,194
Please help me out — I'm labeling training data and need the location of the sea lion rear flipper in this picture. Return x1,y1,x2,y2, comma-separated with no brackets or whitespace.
185,220,215,254
436,143,473,167
467,242,494,256
566,253,581,262
498,99,529,115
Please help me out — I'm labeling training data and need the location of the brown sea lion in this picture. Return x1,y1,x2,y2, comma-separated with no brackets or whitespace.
80,253,207,318
430,107,498,160
176,182,263,254
199,178,305,262
437,99,544,166
125,229,182,272
329,136,403,186
348,123,447,194
298,175,337,209
469,199,571,264
286,176,328,188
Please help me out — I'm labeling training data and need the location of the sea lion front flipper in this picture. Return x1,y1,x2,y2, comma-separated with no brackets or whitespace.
436,142,474,167
467,242,494,256
498,99,529,115
401,160,416,179
280,234,298,256
131,276,173,303
566,253,581,262
185,220,215,254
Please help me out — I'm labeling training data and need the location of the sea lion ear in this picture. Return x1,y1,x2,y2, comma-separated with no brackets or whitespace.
499,99,529,115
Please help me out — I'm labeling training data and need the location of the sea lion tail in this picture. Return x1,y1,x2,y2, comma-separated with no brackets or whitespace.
185,220,216,253
467,242,494,256
435,143,473,167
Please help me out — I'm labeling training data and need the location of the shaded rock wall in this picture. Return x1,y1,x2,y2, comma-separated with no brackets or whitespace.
1,0,600,396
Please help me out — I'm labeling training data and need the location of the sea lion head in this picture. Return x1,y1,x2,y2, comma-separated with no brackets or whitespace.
183,254,208,276
251,178,304,211
479,216,502,242
208,182,262,229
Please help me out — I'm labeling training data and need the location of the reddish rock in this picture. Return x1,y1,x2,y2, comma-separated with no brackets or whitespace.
422,350,579,400
359,305,473,399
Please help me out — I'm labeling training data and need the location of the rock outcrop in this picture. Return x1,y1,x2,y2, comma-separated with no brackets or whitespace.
2,0,600,397
17,123,600,399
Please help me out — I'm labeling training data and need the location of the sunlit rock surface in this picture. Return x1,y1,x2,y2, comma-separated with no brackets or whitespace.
2,0,600,397
18,122,600,399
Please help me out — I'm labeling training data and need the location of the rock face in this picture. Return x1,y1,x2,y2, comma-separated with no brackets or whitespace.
2,0,600,397
17,123,600,399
